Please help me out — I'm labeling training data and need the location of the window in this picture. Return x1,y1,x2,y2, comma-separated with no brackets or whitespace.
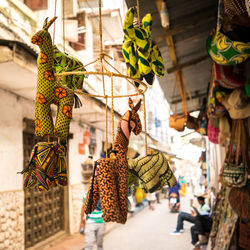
24,0,48,10
69,12,86,51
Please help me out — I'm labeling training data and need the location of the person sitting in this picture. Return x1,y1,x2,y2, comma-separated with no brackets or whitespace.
190,213,213,247
170,195,210,235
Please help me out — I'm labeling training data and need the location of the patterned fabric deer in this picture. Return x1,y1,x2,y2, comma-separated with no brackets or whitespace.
31,17,74,139
84,98,142,224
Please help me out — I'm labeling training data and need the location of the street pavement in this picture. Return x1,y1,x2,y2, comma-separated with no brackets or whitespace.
102,194,194,250
47,188,194,250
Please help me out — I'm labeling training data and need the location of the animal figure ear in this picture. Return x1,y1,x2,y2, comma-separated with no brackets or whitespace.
43,17,48,29
128,98,134,110
133,99,142,113
43,17,57,30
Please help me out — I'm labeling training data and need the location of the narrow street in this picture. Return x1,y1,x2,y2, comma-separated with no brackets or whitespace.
47,188,194,250
102,191,193,250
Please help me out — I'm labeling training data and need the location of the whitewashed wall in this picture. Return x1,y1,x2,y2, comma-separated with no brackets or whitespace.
0,88,34,250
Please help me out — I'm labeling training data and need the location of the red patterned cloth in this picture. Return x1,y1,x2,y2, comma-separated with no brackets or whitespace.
214,63,245,89
208,120,220,144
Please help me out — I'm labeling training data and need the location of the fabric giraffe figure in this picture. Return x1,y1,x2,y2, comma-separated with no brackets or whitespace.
84,98,142,224
31,17,74,139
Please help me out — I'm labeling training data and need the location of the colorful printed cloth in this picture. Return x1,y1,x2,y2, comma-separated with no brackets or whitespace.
207,28,250,65
21,142,67,191
214,63,246,89
53,45,86,90
122,8,165,82
32,17,74,139
128,152,177,193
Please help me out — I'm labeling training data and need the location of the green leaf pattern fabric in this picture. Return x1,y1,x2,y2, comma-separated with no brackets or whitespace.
207,29,250,65
122,8,165,80
53,45,86,90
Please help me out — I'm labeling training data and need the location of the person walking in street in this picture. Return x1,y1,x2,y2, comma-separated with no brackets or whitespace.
147,192,156,210
170,195,210,235
80,192,105,250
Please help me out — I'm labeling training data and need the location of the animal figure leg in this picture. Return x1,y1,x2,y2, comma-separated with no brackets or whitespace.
84,175,100,214
117,162,129,224
54,87,74,139
97,159,120,222
122,41,140,79
54,145,67,187
35,101,54,137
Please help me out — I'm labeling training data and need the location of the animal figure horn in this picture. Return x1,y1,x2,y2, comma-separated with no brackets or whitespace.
133,99,142,113
43,17,48,29
43,17,57,30
128,97,134,110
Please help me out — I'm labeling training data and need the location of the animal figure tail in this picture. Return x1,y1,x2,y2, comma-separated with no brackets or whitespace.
74,94,82,108
84,161,99,214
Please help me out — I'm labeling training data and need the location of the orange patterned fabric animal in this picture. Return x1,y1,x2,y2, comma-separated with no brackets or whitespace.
31,17,74,139
84,98,142,224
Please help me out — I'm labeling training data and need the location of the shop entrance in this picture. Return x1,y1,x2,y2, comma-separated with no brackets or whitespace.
23,118,67,248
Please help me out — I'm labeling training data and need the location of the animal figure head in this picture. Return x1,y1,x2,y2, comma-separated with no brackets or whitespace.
31,17,57,47
122,98,142,135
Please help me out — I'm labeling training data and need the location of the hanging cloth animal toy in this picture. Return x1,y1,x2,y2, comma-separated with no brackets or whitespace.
122,8,165,85
127,151,177,193
31,17,74,139
84,98,142,224
53,45,86,91
19,142,67,191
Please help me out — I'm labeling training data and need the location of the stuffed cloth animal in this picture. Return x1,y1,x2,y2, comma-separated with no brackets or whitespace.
31,17,74,139
20,142,67,191
84,98,142,224
128,151,177,193
122,8,165,85
53,45,86,90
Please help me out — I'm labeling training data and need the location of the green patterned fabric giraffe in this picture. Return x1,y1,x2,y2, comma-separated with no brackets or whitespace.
31,17,74,139
122,8,165,84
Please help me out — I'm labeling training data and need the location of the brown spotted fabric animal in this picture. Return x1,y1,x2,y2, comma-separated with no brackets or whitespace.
31,17,74,139
84,98,142,224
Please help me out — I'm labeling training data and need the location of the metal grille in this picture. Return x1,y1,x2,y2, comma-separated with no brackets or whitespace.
23,119,65,248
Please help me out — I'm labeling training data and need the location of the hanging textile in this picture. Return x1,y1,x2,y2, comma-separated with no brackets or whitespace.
53,45,86,90
207,28,250,65
127,151,177,193
20,142,67,191
122,7,165,84
211,188,238,250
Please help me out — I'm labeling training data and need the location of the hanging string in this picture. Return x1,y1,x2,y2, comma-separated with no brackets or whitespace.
99,0,103,56
137,0,141,26
98,0,106,96
62,0,65,52
143,94,148,155
105,95,108,157
111,73,115,149
53,0,57,44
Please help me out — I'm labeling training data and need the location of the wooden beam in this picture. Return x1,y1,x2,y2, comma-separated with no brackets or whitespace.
170,92,207,105
155,7,216,41
167,54,209,74
156,0,190,114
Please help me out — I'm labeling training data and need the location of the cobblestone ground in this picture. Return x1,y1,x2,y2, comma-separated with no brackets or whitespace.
47,188,194,250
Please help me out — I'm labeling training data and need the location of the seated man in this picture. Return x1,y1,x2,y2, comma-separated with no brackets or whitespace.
191,213,213,246
170,196,210,235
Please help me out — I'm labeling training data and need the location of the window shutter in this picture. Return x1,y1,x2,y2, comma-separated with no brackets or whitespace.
64,0,75,17
24,0,48,10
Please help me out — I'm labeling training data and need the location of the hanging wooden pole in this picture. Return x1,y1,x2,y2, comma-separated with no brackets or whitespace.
111,73,115,149
137,0,141,26
53,0,57,44
143,94,148,155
